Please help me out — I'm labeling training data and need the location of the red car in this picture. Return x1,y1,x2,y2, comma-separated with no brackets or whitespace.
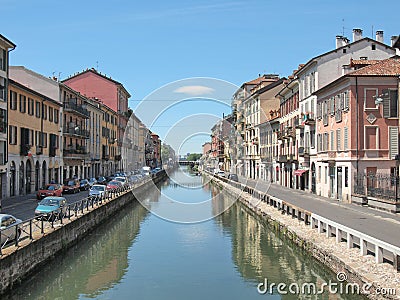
106,180,123,190
37,184,63,200
63,179,80,194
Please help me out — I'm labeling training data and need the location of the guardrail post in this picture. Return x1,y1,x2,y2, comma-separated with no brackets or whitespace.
68,206,71,220
336,228,342,243
311,217,317,229
326,225,333,238
41,218,44,234
29,220,33,240
375,245,383,263
347,232,353,248
15,225,19,247
393,254,400,271
318,220,324,234
360,238,367,255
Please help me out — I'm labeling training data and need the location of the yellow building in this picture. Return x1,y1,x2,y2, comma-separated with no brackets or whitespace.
8,79,62,196
100,103,118,176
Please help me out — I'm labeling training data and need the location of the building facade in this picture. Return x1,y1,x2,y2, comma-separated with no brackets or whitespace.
8,79,62,196
62,68,131,173
0,34,16,201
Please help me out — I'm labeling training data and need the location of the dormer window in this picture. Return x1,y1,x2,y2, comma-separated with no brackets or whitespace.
371,44,376,50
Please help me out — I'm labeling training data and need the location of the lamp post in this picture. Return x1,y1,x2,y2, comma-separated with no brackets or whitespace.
395,154,400,202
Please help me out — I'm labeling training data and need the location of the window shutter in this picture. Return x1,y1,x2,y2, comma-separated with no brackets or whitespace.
330,130,334,151
382,89,390,118
337,129,341,151
344,127,348,150
389,127,399,159
330,97,335,116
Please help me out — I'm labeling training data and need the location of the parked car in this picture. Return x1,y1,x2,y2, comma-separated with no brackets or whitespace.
36,183,63,200
63,179,80,194
114,176,127,185
79,179,90,191
106,180,123,190
96,176,107,185
34,196,67,219
89,184,106,198
217,170,226,178
0,214,22,245
228,174,239,182
88,177,97,187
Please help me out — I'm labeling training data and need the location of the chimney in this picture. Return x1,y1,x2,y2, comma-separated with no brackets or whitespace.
336,35,349,49
352,28,363,42
391,36,399,47
376,30,384,43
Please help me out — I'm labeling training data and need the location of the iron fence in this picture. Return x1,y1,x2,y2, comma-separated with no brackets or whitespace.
353,173,399,202
0,179,151,255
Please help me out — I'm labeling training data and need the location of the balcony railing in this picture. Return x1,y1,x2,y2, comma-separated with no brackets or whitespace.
298,146,310,156
63,127,90,138
63,102,90,118
303,112,315,125
63,147,89,159
278,155,287,163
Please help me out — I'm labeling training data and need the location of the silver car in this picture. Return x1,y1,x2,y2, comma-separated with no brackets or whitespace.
89,184,106,198
0,214,22,246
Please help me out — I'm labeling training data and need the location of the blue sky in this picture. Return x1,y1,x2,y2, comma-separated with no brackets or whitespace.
3,0,400,154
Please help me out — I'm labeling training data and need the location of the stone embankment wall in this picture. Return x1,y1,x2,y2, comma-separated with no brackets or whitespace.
0,171,166,295
210,175,400,300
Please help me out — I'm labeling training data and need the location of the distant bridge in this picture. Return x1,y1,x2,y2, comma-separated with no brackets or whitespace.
178,160,200,166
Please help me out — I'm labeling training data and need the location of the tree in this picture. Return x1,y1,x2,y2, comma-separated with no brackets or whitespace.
186,153,202,161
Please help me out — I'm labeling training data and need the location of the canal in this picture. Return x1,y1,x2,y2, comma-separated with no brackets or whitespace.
4,168,366,299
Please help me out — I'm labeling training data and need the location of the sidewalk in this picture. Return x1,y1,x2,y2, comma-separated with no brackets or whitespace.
237,176,400,248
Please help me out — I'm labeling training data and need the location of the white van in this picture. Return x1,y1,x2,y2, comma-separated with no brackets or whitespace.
141,166,151,176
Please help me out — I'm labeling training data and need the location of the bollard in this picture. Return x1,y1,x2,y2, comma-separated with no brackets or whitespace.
29,220,33,240
15,225,19,247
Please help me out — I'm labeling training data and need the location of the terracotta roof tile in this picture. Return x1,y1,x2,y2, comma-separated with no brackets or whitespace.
349,56,400,76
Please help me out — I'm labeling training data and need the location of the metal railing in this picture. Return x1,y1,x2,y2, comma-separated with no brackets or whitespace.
353,173,399,202
0,178,153,256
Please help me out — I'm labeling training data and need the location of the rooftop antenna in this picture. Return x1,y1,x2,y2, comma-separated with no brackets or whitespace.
96,61,99,70
342,18,345,36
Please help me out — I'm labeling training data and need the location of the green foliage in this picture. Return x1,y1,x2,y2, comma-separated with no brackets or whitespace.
186,153,201,161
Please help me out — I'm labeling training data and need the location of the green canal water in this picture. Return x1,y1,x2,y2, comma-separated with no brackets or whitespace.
5,168,366,300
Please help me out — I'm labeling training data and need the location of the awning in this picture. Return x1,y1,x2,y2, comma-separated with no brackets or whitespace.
294,169,308,176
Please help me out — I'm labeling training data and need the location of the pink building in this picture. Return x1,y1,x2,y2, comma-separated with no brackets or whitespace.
315,56,400,204
62,68,131,172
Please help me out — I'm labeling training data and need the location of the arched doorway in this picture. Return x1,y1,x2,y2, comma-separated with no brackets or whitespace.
10,161,16,197
42,161,47,185
19,161,24,195
35,161,40,190
26,160,32,194
311,162,316,194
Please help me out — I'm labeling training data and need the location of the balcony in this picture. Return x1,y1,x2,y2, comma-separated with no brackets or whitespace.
20,144,31,156
63,126,90,139
294,116,304,129
298,146,310,157
278,155,287,163
303,112,315,125
64,101,90,118
63,146,89,159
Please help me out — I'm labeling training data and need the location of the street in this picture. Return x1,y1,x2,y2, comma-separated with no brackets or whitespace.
2,190,91,221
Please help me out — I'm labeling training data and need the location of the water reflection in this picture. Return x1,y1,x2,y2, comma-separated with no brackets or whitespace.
216,193,366,299
4,200,149,300
3,170,367,300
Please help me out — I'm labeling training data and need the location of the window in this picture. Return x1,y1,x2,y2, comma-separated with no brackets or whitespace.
343,48,347,53
343,90,350,111
344,127,349,150
335,94,342,122
336,129,341,151
364,89,377,109
28,98,34,115
42,104,47,120
330,97,335,116
54,109,59,124
9,90,17,110
9,125,17,144
371,44,376,50
344,167,349,187
19,95,26,113
36,101,41,118
389,127,399,159
330,130,334,151
49,107,53,122
325,166,328,184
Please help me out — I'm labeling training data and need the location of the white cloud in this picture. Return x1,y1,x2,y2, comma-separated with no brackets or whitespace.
173,85,215,96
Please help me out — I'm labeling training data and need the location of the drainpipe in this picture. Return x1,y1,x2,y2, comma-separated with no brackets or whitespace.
355,76,359,176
